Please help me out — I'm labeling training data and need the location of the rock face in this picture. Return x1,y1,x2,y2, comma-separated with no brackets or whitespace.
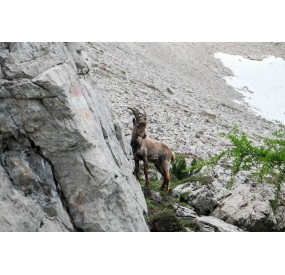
173,178,285,231
211,184,277,232
175,205,242,232
0,42,148,231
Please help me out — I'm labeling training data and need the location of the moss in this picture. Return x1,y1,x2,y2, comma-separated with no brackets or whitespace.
179,201,192,208
140,178,182,194
145,198,174,218
270,199,279,213
179,191,191,203
180,219,201,232
148,209,184,232
141,174,202,231
178,175,204,184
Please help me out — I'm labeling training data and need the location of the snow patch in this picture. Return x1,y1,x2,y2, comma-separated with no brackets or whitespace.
215,52,285,124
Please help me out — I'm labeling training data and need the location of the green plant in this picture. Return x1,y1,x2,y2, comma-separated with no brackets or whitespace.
179,191,191,203
188,123,285,212
189,124,285,188
148,209,184,232
171,155,188,179
180,219,201,232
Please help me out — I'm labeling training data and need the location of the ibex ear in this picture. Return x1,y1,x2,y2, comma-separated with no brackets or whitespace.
133,118,136,125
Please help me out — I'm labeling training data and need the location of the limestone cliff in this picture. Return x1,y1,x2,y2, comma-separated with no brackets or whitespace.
0,42,148,231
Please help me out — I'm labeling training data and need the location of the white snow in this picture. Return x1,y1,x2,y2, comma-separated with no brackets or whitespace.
215,52,285,124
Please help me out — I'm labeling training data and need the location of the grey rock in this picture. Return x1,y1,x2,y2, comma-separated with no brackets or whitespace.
0,162,73,232
196,215,243,232
65,42,89,75
199,224,215,232
173,182,218,214
149,190,162,201
172,182,198,198
0,42,148,232
189,186,218,214
175,204,242,232
0,65,3,78
200,110,217,120
166,87,174,94
175,205,197,219
0,86,11,98
275,206,285,231
212,184,277,231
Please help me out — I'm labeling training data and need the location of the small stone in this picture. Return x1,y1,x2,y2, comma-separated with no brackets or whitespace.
166,87,174,94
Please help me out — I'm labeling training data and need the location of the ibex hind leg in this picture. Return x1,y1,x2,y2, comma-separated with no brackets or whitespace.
161,163,171,193
154,163,166,191
164,170,171,193
156,162,170,193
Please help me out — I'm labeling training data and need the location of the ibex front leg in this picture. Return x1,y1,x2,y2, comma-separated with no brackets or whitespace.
143,157,150,190
134,159,140,182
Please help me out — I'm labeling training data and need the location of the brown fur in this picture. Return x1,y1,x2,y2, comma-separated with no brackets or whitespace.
129,107,175,193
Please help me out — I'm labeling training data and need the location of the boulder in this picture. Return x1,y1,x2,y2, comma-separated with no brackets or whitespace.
188,186,218,214
175,204,197,219
175,205,242,232
196,216,243,232
173,182,218,214
212,184,277,231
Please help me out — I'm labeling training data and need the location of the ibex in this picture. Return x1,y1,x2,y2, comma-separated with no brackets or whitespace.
128,107,175,193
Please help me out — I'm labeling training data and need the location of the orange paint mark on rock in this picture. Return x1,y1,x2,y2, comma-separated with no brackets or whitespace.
81,110,92,118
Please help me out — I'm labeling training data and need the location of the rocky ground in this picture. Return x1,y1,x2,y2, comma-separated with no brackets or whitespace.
85,42,285,231
86,43,285,156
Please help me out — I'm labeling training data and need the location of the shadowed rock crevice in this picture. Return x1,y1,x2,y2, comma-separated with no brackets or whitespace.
0,136,74,231
27,136,82,231
81,155,95,177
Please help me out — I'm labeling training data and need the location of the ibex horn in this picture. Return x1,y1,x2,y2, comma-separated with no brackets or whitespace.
128,107,141,120
143,109,147,119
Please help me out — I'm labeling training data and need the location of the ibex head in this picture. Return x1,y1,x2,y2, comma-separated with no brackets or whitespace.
128,107,147,139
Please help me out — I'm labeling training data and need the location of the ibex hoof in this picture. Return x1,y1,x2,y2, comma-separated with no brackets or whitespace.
160,185,165,191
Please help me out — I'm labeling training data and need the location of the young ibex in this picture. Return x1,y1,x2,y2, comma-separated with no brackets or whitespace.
128,107,175,193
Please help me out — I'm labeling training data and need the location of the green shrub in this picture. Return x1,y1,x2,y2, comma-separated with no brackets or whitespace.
180,219,201,232
148,209,184,232
224,125,285,185
171,155,188,179
193,124,285,210
188,124,285,188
